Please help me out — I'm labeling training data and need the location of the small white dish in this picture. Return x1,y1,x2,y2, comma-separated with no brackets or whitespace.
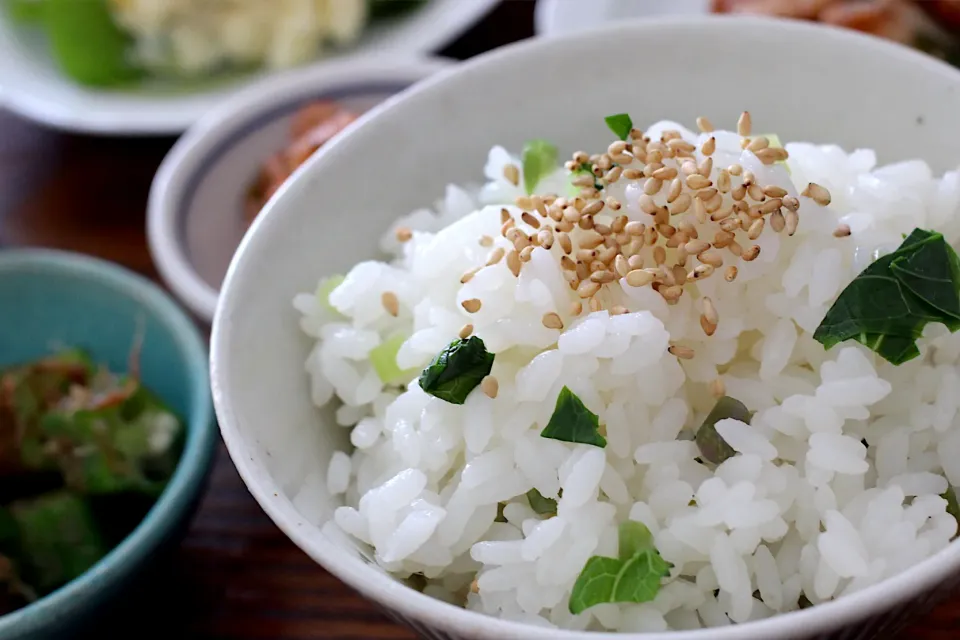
0,0,494,135
147,54,453,322
535,0,711,37
211,14,960,640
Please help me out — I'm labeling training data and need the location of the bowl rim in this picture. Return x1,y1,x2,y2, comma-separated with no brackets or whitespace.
213,14,960,640
147,54,456,323
0,248,216,636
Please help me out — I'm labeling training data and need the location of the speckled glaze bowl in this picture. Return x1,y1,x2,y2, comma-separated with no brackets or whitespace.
211,16,960,640
0,249,215,639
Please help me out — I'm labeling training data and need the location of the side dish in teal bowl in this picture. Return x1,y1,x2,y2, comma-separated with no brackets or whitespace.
0,249,214,638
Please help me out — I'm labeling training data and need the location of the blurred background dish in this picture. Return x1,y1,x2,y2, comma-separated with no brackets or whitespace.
0,0,495,134
147,55,452,323
0,249,214,639
536,0,960,65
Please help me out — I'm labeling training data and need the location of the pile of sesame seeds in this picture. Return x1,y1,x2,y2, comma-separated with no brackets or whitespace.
394,112,840,362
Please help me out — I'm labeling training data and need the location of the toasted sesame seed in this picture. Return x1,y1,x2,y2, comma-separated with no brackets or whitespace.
613,254,629,277
462,298,482,313
725,266,738,282
680,160,698,176
740,137,751,150
653,246,667,265
516,195,534,210
579,230,605,250
531,195,547,217
644,226,659,246
557,232,573,254
782,196,800,212
743,245,761,261
686,174,711,190
381,291,400,317
643,178,663,196
644,162,664,177
560,255,577,272
747,218,765,240
506,250,521,276
589,297,603,312
647,148,664,163
713,230,734,248
461,267,480,283
547,205,563,222
666,234,684,250
584,199,606,217
678,220,698,239
573,151,589,164
731,184,747,201
737,111,752,137
590,270,616,284
753,148,779,165
719,218,740,233
520,246,535,262
693,198,707,224
768,210,785,233
609,140,628,155
458,324,474,339
500,220,515,237
672,264,687,285
802,182,831,207
653,166,678,181
598,155,613,171
612,215,628,234
710,378,726,398
623,168,644,180
697,157,713,178
742,171,756,186
542,312,564,330
556,220,574,233
700,314,717,337
579,215,595,231
759,198,783,215
485,247,505,266
717,170,731,194
576,262,590,280
395,227,413,243
697,187,719,203
667,139,696,153
746,136,769,152
521,212,541,229
605,166,624,183
691,264,715,280
725,163,742,176
503,164,520,186
624,222,644,238
616,231,631,246
710,208,733,223
662,177,681,204
684,239,710,255
699,249,724,268
696,116,714,132
606,196,622,210
785,210,799,236
747,184,765,202
700,296,718,323
594,223,612,236
701,136,717,156
481,375,499,399
658,224,677,240
589,259,606,273
661,284,683,302
576,249,598,263
470,579,480,594
705,193,724,214
760,184,786,198
479,235,494,247
833,223,851,238
570,301,583,315
626,269,655,287
512,232,531,252
627,255,644,270
578,280,601,298
537,228,554,249
654,207,670,225
669,345,695,359
611,152,633,165
669,193,692,216
727,240,743,257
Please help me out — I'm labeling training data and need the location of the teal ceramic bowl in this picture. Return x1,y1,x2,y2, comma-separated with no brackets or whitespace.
0,249,215,639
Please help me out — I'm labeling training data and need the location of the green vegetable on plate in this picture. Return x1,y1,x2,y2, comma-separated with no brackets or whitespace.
526,488,558,516
370,334,413,384
813,228,960,365
540,386,606,448
418,337,495,405
568,521,671,614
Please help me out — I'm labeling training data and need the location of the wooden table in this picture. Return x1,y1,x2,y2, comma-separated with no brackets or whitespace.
1,2,959,638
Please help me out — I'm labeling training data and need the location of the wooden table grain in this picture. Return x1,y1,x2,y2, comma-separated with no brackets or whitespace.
1,2,959,637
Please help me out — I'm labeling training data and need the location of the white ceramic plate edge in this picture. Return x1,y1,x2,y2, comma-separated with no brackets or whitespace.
148,54,455,322
0,0,497,135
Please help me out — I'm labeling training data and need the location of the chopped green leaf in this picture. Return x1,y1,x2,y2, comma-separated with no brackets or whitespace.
370,334,412,384
10,492,108,593
944,487,960,528
618,520,654,561
605,113,633,141
695,396,750,465
526,489,557,515
568,521,671,614
540,386,606,448
45,0,142,87
759,133,790,174
813,228,960,364
522,139,558,194
417,337,495,405
316,274,345,313
495,502,507,523
6,0,44,24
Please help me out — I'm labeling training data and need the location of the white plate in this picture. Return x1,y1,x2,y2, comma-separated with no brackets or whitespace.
535,0,711,37
148,54,453,322
0,0,496,135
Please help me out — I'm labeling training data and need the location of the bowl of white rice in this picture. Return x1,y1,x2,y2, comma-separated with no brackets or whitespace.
211,14,960,640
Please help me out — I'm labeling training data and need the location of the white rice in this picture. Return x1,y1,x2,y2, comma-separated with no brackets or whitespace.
295,120,960,631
